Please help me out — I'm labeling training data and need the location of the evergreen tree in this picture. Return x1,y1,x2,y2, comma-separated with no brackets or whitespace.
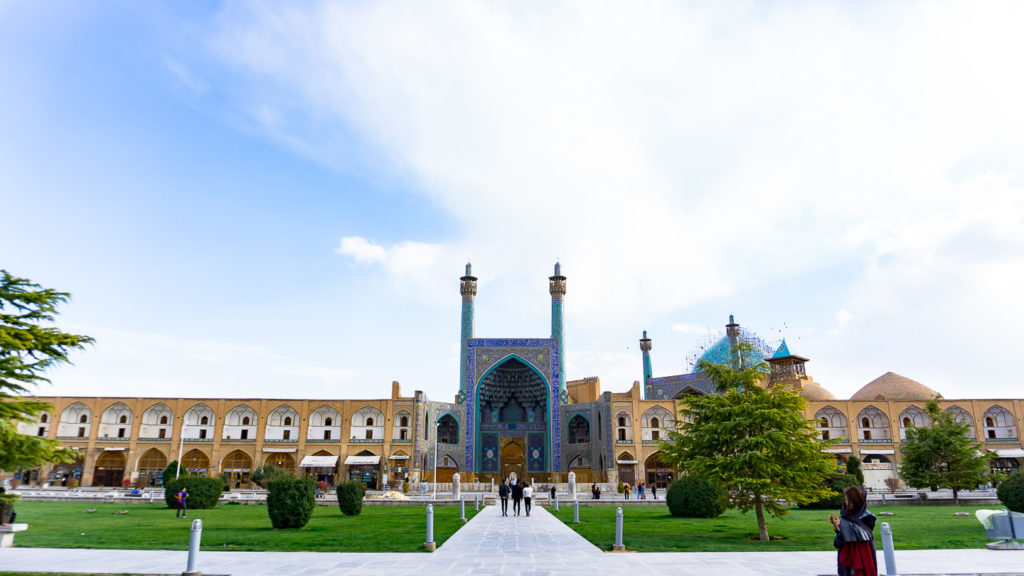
0,271,93,472
899,398,993,505
661,343,834,541
845,455,865,485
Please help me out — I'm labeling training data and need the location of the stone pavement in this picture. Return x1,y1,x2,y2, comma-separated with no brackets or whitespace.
1,504,1022,575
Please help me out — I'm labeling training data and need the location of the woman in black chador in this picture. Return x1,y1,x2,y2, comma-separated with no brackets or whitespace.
829,485,877,576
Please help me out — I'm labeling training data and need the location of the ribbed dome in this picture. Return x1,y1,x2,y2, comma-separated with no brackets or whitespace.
694,335,769,372
799,384,837,401
850,372,939,402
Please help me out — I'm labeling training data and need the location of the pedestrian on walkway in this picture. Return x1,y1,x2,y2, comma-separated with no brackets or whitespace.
523,483,533,517
623,483,630,500
511,480,524,516
651,484,657,500
498,478,510,516
550,484,555,501
175,486,189,518
830,485,877,576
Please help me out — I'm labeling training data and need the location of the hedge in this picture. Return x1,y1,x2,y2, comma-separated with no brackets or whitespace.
997,472,1024,513
799,473,859,510
337,481,365,516
267,477,317,529
163,476,226,509
665,477,725,518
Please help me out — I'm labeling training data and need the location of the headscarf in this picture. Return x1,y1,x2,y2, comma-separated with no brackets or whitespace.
838,486,874,544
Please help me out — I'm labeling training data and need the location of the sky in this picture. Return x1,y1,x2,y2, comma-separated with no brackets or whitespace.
2,1,1023,403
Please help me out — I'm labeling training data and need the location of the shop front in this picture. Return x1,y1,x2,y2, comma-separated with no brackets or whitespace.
301,454,339,485
345,453,380,490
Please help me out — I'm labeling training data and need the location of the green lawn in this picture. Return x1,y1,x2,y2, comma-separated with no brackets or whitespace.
553,504,993,552
11,501,476,552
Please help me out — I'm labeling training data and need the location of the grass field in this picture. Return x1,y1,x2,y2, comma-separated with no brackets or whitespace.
552,503,993,552
10,501,476,552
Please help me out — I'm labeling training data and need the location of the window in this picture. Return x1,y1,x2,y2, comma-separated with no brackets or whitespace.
366,417,374,427
651,417,660,429
400,416,409,427
40,414,48,423
283,429,291,440
902,417,912,428
325,417,333,427
200,416,209,425
822,430,830,440
988,429,996,439
119,415,127,424
199,429,207,439
38,427,46,436
365,430,373,439
568,415,590,444
158,428,166,439
324,430,331,440
160,416,168,425
861,417,870,428
400,429,408,439
986,417,995,427
242,416,250,426
652,430,660,441
284,417,292,426
864,430,872,440
80,415,88,424
820,418,828,428
78,427,86,437
118,427,126,438
618,416,625,427
618,429,626,441
241,429,248,440
438,415,459,444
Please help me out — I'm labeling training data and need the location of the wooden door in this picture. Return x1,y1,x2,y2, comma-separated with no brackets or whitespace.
500,439,525,481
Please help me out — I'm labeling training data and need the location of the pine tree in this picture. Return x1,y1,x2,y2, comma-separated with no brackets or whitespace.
899,398,993,505
0,271,94,471
661,343,834,541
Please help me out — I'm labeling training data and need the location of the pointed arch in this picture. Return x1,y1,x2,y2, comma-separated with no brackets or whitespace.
567,414,591,444
983,405,1017,440
856,405,890,441
351,406,385,440
815,405,849,441
58,402,92,438
309,405,341,441
945,405,975,439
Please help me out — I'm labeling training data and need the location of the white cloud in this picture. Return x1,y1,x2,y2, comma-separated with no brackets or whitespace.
173,2,1024,399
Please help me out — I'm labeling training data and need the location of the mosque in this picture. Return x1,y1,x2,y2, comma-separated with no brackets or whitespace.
10,264,1023,491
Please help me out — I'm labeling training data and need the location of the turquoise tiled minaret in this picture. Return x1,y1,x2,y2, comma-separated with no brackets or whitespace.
640,330,653,383
458,262,477,403
549,262,567,402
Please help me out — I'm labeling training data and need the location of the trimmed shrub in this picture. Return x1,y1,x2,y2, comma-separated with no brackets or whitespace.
799,473,859,510
251,464,291,488
337,481,365,516
666,477,725,518
162,460,184,484
845,456,865,485
163,476,226,509
616,481,624,494
267,477,317,529
997,473,1024,513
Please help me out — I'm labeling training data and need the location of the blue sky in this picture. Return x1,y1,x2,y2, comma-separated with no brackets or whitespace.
2,1,1023,402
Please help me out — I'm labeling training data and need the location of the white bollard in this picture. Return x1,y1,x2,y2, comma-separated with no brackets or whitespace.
613,507,624,551
568,471,577,501
424,504,436,552
573,499,579,524
459,496,466,523
554,494,559,512
881,522,898,575
182,519,202,576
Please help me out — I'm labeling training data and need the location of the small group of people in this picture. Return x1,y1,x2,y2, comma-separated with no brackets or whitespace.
591,483,602,499
497,477,534,517
622,481,653,500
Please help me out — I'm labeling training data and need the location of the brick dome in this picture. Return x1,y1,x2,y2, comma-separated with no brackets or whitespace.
850,372,939,402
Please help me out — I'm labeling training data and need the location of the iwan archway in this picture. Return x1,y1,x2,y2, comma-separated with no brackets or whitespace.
476,356,550,479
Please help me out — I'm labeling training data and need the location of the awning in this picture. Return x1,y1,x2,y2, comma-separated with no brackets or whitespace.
102,447,126,451
389,455,410,460
860,449,894,455
823,447,853,453
344,455,380,465
262,448,297,453
616,460,638,465
300,455,338,468
995,449,1024,458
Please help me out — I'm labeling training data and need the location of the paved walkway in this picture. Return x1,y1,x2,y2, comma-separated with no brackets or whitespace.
1,505,1022,575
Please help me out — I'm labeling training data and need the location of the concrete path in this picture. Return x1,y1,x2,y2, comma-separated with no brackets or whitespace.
1,505,1022,575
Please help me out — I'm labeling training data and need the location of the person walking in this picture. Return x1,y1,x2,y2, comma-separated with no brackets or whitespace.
651,484,657,500
523,483,533,517
511,480,524,516
829,486,878,576
550,484,556,501
498,478,510,517
175,486,189,518
623,483,630,500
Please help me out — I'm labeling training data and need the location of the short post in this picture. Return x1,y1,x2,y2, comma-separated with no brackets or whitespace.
424,504,436,552
573,499,579,524
554,493,559,512
613,507,625,551
149,492,155,503
880,522,897,576
182,519,202,576
459,496,466,523
475,493,480,511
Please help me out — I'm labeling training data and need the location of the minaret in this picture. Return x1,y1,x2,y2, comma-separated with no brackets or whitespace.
640,330,653,383
458,262,477,403
549,262,567,400
726,314,741,369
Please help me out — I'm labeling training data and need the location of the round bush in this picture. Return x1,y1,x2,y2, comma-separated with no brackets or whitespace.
267,477,316,529
163,476,226,509
997,473,1024,513
337,481,365,516
666,477,725,518
799,473,859,510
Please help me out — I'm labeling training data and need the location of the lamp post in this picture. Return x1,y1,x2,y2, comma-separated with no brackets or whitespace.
432,415,440,500
176,415,186,479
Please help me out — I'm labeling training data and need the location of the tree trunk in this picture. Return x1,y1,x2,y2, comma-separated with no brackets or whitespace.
952,487,959,506
755,496,769,541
